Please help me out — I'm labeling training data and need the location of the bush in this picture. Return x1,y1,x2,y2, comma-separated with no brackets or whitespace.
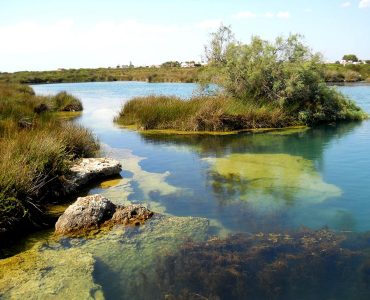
204,26,367,125
344,70,362,82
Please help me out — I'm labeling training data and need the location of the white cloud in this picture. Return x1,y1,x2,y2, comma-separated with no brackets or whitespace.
304,8,313,13
234,11,257,19
276,11,291,19
197,19,222,30
359,0,370,7
341,1,352,7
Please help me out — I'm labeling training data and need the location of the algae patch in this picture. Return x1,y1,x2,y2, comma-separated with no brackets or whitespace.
0,244,103,300
0,214,209,300
205,153,341,210
99,178,124,189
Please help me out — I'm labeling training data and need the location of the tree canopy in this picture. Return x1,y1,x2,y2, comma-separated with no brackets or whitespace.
342,54,359,62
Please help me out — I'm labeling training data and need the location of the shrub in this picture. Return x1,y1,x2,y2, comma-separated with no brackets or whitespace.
204,26,367,124
344,70,362,82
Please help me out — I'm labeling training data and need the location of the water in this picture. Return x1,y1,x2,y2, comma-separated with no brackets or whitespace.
1,81,370,299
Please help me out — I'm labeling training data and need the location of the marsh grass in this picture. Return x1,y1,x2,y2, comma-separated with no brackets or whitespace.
52,91,83,111
0,83,99,233
116,95,292,132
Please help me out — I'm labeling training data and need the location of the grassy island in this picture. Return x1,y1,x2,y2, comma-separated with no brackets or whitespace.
115,27,367,133
0,83,99,241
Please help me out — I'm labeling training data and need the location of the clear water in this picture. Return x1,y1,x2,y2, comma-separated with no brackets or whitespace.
31,81,370,234
1,81,370,299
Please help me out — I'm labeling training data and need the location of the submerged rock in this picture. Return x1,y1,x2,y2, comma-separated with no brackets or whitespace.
64,158,122,194
55,194,153,236
111,205,154,226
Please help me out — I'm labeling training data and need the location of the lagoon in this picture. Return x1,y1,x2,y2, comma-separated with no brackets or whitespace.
32,81,370,233
1,81,369,299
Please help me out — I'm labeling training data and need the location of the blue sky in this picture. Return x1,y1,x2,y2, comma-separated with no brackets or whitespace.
0,0,369,71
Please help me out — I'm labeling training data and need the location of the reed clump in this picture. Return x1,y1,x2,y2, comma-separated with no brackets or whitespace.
115,95,291,132
0,83,98,237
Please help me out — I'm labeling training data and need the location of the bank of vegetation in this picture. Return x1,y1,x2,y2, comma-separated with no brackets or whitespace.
325,64,370,83
1,64,369,86
116,27,367,132
0,83,99,241
0,67,202,84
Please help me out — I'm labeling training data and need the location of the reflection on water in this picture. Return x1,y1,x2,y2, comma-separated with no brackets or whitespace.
3,81,365,299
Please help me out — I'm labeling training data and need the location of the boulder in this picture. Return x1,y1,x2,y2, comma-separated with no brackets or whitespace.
55,194,153,236
65,158,122,193
55,194,116,235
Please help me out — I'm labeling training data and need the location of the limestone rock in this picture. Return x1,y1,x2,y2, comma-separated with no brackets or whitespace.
65,158,122,193
55,194,153,236
111,205,153,226
55,194,116,235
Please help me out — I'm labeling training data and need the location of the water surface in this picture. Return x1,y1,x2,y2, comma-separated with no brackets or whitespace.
32,81,370,233
2,81,370,299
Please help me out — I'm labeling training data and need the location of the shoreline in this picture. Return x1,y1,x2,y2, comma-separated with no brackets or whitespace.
118,124,310,136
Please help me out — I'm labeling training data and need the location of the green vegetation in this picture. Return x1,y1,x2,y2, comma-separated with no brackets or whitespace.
342,54,359,62
0,83,99,237
1,63,369,85
116,27,367,132
325,63,370,82
161,61,181,68
0,67,202,84
116,95,290,131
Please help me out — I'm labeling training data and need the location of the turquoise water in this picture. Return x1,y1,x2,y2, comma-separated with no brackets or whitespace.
32,81,370,234
2,81,366,299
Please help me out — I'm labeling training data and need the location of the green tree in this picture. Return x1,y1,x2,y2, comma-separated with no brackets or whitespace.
161,61,181,68
204,25,235,66
342,54,359,62
204,26,366,124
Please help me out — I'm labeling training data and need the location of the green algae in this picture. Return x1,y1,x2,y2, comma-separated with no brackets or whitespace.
118,124,311,136
99,178,124,189
266,126,309,136
0,243,104,300
205,153,341,210
0,215,209,299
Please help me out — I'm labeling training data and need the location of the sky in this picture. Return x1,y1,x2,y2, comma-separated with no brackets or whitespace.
0,0,369,72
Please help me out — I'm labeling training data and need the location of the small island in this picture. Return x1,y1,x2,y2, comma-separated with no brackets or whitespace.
115,26,367,134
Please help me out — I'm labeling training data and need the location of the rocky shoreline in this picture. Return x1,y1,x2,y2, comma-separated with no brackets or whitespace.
0,158,122,249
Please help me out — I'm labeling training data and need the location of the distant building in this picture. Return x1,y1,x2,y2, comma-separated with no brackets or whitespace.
181,62,195,68
340,60,353,65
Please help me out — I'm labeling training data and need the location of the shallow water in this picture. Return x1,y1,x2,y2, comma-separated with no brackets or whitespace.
31,81,370,233
1,81,370,299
